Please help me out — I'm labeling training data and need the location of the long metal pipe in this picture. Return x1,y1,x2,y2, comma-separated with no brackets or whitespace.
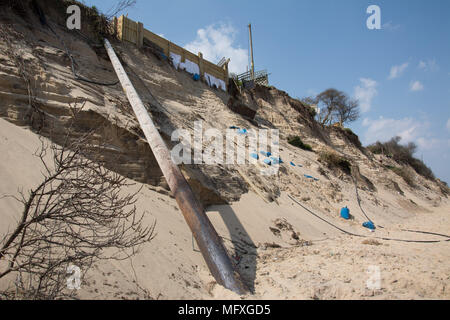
103,39,248,295
248,23,255,80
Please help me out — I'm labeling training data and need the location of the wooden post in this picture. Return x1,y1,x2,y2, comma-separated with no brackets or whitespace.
224,59,230,90
112,16,118,39
198,52,204,79
103,39,248,295
137,22,144,48
123,15,128,42
117,15,125,41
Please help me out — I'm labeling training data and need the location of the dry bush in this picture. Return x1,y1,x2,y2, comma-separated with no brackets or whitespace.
318,151,352,175
103,0,136,19
368,136,435,180
340,127,363,149
288,136,313,152
0,106,155,300
0,0,28,17
389,166,416,187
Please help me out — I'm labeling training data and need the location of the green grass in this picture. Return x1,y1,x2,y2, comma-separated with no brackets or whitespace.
288,136,313,152
344,128,354,135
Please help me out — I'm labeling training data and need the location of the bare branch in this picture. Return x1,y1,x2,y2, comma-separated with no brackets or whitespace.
0,107,155,299
105,0,137,20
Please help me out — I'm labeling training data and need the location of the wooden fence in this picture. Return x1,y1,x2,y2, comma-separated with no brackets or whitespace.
113,15,229,87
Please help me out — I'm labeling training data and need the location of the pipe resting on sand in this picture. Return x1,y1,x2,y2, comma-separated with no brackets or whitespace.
103,39,248,295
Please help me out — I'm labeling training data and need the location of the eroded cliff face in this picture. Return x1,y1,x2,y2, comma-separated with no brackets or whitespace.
0,0,448,213
2,0,450,302
0,2,250,206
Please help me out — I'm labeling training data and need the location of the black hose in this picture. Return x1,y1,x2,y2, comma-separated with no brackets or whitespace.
288,194,450,244
33,0,119,87
401,229,450,239
350,174,450,241
352,175,374,223
120,56,174,116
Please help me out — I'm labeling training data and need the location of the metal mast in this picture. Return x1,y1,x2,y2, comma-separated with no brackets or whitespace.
248,23,255,80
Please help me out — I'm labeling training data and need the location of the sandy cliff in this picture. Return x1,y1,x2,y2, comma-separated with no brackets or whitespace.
0,0,449,299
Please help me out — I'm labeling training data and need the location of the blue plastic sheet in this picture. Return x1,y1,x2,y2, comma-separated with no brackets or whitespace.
270,156,283,165
340,207,350,220
250,153,259,160
363,221,376,230
304,174,319,181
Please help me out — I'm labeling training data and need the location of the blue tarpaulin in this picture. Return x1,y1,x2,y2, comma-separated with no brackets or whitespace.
250,153,259,160
363,221,376,230
270,156,283,165
263,158,272,166
304,175,319,181
260,151,272,157
340,207,350,220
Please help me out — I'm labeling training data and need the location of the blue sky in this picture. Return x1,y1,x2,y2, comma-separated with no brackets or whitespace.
84,0,450,183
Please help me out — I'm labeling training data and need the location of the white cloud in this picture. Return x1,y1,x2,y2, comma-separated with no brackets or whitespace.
354,78,377,113
418,59,439,72
410,81,424,92
362,116,449,182
361,116,435,146
416,137,441,150
184,23,248,74
388,62,408,79
362,117,421,144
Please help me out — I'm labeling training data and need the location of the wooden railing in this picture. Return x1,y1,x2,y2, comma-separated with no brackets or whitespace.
113,15,229,87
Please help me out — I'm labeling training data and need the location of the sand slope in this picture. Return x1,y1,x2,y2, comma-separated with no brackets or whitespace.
1,118,449,300
0,2,449,299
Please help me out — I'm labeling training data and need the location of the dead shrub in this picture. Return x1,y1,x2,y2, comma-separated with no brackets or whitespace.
318,151,352,175
389,166,416,187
